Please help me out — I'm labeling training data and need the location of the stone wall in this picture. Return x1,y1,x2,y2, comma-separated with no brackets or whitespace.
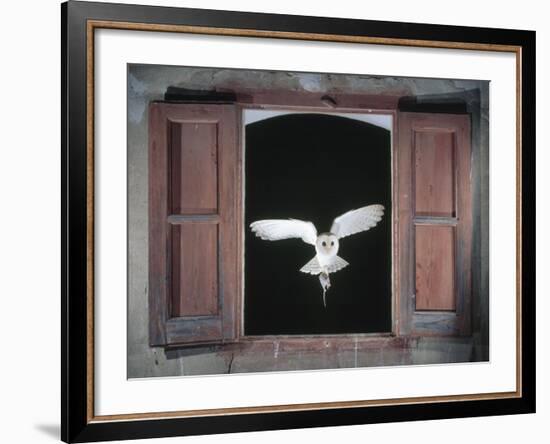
127,64,489,378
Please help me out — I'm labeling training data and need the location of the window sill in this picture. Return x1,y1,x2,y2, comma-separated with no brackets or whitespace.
158,335,476,377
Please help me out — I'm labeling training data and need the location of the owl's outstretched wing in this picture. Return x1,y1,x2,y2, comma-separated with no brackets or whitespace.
330,204,384,240
250,219,317,245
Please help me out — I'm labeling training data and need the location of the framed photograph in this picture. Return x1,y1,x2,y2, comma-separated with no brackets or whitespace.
62,1,535,442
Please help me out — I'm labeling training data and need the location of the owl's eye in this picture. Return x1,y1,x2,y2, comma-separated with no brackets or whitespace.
330,241,334,246
322,241,326,247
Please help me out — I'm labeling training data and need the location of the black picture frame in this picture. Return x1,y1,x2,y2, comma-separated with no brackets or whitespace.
62,1,536,442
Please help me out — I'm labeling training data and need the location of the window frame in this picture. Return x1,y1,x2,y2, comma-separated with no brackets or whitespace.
236,100,399,342
148,90,474,350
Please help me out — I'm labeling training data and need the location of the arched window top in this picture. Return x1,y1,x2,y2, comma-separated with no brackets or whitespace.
243,109,392,131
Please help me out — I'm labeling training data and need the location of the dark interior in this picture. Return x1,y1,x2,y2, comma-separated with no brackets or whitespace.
244,113,392,335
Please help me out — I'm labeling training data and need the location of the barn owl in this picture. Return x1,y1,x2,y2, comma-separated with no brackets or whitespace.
250,204,385,307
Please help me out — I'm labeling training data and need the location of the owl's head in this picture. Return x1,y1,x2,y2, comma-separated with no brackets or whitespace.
316,233,339,255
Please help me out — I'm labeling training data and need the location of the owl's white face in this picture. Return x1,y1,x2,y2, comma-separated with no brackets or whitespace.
315,233,339,257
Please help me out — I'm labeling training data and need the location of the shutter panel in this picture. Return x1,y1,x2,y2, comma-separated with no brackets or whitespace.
149,103,239,346
398,112,472,336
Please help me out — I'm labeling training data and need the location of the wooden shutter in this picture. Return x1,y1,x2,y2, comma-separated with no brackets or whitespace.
398,112,472,336
148,103,239,346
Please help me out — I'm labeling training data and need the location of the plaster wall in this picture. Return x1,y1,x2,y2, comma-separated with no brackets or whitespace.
127,64,489,378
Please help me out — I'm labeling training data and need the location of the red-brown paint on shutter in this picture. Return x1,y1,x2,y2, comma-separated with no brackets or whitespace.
415,225,456,311
171,224,219,317
414,131,455,217
169,121,218,214
149,103,239,346
397,112,472,336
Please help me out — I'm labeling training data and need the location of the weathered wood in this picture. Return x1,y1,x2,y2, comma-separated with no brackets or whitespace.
391,111,400,336
228,335,409,353
170,120,218,214
412,312,459,336
218,105,240,341
414,130,455,217
166,317,224,345
233,90,401,111
414,216,457,226
148,103,239,346
167,214,220,224
171,224,219,317
415,225,456,311
148,103,169,346
454,116,473,335
398,112,472,336
397,112,414,335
